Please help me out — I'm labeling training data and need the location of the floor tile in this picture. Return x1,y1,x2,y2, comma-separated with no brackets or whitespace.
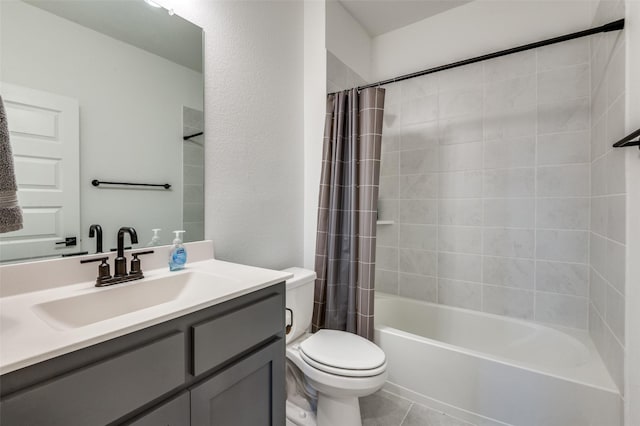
400,403,475,426
360,390,412,426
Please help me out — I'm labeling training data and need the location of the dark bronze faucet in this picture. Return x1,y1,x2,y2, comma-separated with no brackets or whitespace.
88,224,103,253
115,227,138,278
81,227,154,287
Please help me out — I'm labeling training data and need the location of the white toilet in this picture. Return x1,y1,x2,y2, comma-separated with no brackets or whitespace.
284,267,387,426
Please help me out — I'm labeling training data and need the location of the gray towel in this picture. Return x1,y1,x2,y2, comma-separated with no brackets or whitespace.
0,94,23,233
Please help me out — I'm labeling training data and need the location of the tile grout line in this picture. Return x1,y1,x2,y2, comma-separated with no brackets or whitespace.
398,402,414,426
587,34,594,335
396,133,401,297
591,262,624,299
480,61,486,313
435,82,440,305
533,46,539,322
589,289,625,348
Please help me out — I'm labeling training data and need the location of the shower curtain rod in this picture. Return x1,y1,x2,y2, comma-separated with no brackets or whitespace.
352,18,624,92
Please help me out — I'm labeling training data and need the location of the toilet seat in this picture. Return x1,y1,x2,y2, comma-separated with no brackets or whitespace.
299,329,386,377
299,351,387,377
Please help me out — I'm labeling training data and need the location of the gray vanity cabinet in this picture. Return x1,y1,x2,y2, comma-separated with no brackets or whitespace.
0,332,187,426
0,283,285,426
191,339,285,425
128,392,190,426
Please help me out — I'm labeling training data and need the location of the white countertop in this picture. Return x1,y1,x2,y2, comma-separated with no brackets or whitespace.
0,257,292,375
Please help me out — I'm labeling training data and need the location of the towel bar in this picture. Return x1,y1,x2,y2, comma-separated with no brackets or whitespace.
91,179,171,189
613,128,640,150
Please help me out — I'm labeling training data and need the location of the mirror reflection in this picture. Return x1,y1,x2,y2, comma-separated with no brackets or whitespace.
0,0,205,263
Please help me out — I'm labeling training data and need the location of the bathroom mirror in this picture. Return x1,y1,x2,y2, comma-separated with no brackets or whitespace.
0,0,204,263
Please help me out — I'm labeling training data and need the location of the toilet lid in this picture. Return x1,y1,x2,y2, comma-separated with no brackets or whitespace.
299,329,386,374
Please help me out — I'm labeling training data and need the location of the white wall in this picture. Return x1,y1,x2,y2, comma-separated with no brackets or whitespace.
326,51,367,93
160,0,305,269
371,0,593,82
325,0,371,82
304,0,327,269
624,1,640,423
1,1,203,252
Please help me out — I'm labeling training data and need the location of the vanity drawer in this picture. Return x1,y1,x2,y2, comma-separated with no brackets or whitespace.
192,293,283,376
0,332,185,426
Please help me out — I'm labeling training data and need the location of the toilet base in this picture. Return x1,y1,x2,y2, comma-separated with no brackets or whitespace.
286,399,316,426
316,393,362,426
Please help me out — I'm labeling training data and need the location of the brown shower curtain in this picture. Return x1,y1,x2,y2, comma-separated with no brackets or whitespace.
312,87,385,340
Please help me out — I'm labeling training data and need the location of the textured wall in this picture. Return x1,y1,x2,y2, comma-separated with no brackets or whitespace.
589,0,627,399
303,0,327,270
376,39,593,330
167,0,305,269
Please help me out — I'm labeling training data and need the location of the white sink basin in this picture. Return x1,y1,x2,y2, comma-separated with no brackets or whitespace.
32,271,229,330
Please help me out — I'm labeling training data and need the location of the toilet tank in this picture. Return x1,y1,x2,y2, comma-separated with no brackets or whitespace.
283,267,316,343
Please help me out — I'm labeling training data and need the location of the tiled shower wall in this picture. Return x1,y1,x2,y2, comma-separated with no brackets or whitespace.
182,106,205,243
376,40,593,329
589,0,626,393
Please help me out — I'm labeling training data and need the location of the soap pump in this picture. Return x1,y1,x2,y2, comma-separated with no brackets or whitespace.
147,228,162,247
169,230,187,271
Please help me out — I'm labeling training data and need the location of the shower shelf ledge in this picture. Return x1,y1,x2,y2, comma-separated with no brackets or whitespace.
376,220,395,225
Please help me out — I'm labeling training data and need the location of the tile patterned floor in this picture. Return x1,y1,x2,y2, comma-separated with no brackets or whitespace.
360,390,476,426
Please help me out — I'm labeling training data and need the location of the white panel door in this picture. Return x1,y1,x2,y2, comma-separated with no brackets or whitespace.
0,82,80,262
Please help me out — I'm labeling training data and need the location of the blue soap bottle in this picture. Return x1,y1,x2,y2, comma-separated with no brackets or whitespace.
169,230,187,271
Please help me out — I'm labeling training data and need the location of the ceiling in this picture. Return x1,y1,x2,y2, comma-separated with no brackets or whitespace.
338,0,474,37
24,0,203,72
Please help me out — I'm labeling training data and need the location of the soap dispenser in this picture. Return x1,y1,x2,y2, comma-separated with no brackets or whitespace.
147,228,162,247
169,230,187,271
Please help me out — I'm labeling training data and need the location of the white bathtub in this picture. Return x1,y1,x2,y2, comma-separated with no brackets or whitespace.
374,293,621,426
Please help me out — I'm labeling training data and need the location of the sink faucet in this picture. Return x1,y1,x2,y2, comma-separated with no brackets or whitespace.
115,227,138,278
88,224,103,253
81,226,153,287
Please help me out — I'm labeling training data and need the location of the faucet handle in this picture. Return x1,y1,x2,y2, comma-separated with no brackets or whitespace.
109,247,132,252
130,250,154,275
131,250,154,257
80,256,112,285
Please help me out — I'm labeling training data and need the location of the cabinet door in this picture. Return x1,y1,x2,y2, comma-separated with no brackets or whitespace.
127,392,189,426
190,339,284,426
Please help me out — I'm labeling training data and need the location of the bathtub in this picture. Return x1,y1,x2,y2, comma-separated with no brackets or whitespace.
374,293,621,426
